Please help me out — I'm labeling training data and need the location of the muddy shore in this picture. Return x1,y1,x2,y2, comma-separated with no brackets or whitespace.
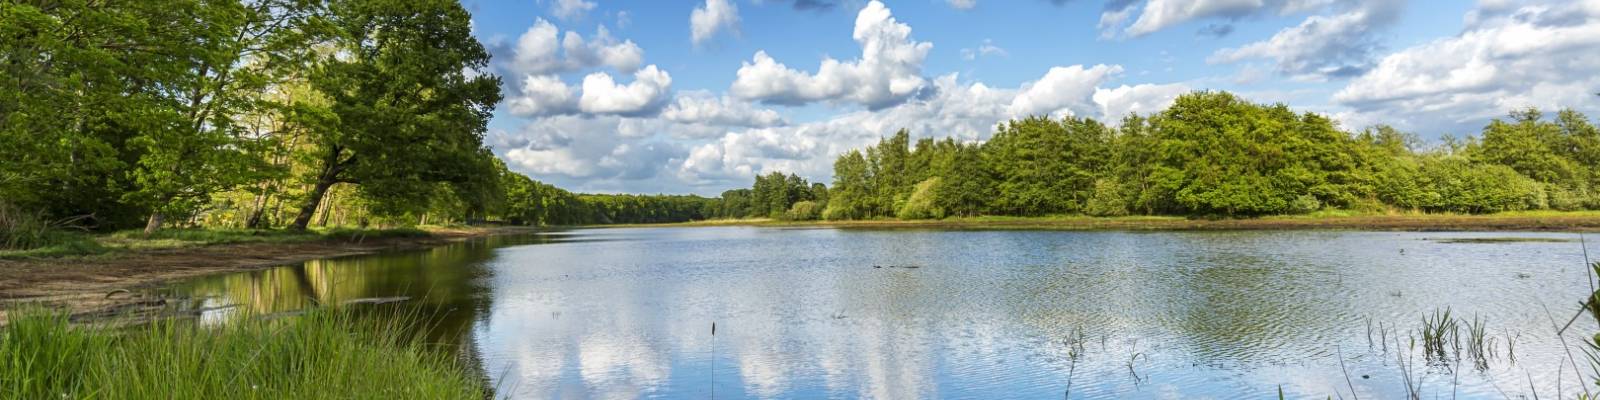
0,226,538,322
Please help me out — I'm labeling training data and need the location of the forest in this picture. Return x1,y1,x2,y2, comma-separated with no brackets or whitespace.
4,1,1599,248
733,92,1600,221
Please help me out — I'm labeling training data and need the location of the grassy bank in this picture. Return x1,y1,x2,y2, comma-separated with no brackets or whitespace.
0,226,441,259
598,210,1600,231
0,308,484,400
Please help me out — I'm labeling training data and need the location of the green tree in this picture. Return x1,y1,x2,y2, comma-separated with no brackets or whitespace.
868,129,912,216
982,116,1109,215
126,0,324,233
824,150,874,220
1,1,182,228
1147,91,1366,216
1472,109,1597,209
932,142,987,217
288,0,501,230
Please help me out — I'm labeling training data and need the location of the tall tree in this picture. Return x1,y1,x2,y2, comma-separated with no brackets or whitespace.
126,0,324,234
982,116,1108,215
289,0,500,230
824,150,874,220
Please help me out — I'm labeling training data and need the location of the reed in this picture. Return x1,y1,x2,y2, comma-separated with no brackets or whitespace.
1420,308,1460,363
1465,314,1491,370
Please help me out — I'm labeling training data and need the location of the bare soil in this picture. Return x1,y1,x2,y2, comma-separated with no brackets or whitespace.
0,227,536,322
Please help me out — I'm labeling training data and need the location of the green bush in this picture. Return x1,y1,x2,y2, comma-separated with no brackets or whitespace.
784,201,823,221
1418,158,1546,213
1084,178,1130,217
895,178,944,220
1290,194,1322,214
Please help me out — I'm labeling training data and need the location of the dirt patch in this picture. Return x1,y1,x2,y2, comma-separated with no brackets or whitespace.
0,226,537,322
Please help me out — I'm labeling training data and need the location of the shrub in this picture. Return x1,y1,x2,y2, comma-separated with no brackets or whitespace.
1084,178,1130,217
1289,194,1322,214
784,201,822,221
895,178,944,220
1417,158,1545,213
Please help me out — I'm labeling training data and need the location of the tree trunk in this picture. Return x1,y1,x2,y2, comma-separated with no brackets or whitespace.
291,147,348,231
245,188,271,229
316,189,334,227
290,177,336,231
143,213,164,236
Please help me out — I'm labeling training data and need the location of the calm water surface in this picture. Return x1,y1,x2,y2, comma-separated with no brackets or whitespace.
159,227,1598,399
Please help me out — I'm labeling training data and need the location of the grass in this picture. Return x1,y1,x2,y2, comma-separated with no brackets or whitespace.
0,202,106,258
1419,308,1460,364
0,307,485,400
0,226,439,259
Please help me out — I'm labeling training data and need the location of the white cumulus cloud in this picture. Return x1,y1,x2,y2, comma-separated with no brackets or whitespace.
1333,0,1600,131
580,65,674,116
691,0,740,46
512,19,643,75
1101,0,1365,38
1007,64,1125,118
1209,1,1401,80
506,75,578,117
1125,0,1266,37
729,0,933,109
1093,83,1191,121
662,91,786,128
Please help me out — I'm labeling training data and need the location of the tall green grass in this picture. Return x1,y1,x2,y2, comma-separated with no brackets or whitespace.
106,226,432,246
0,202,104,257
0,308,486,400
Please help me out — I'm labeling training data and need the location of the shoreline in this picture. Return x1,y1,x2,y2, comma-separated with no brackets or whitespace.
0,226,539,322
597,212,1600,232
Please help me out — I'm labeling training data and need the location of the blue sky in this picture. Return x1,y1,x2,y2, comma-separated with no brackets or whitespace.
461,0,1600,195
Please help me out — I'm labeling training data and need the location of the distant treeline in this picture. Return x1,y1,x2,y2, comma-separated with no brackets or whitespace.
495,168,721,225
730,91,1600,221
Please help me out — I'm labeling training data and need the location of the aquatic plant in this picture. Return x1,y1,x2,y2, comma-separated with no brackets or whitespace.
1466,314,1492,371
1420,308,1460,363
1063,327,1086,399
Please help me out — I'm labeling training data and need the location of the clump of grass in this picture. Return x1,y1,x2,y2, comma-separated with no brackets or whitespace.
1419,308,1459,363
0,202,103,258
0,307,485,400
1465,314,1492,371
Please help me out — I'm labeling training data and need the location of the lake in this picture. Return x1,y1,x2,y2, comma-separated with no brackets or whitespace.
156,227,1598,399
